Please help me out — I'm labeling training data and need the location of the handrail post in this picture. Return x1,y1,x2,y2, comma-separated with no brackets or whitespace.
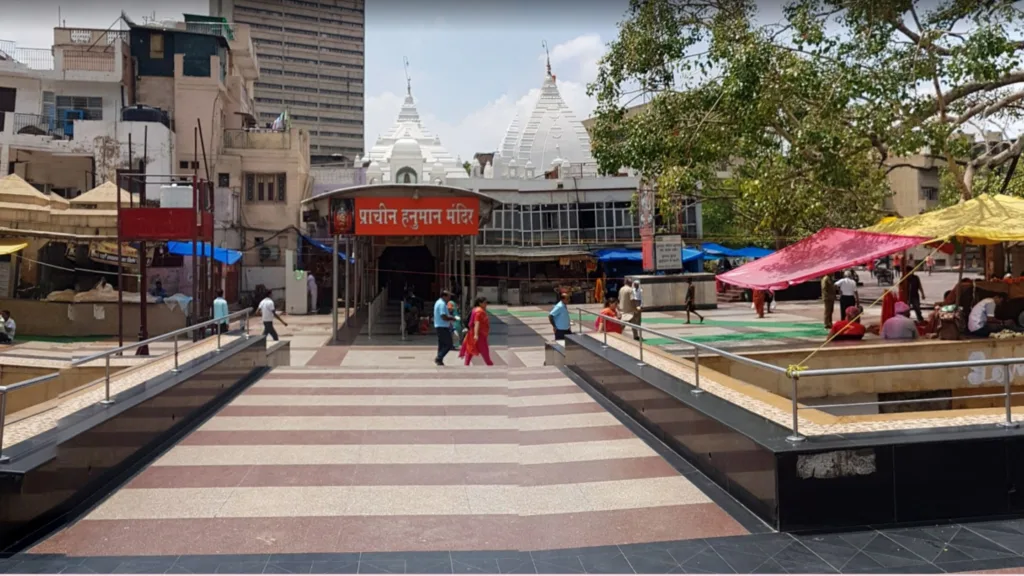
577,309,582,333
243,312,250,339
171,332,180,373
0,390,9,463
638,328,645,367
786,374,805,442
1000,363,1018,428
692,346,703,395
216,322,222,352
602,323,608,348
99,355,114,405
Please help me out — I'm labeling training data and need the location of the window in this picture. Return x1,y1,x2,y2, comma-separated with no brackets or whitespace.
55,95,103,121
245,173,286,202
921,187,939,202
150,32,165,59
0,87,15,113
218,173,230,187
178,160,199,169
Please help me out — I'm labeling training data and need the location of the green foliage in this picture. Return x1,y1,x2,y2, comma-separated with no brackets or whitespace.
590,0,1024,244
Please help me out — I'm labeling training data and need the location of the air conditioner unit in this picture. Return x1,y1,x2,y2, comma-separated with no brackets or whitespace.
258,245,281,262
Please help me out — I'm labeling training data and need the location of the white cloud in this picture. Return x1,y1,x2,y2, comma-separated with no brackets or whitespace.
364,34,605,161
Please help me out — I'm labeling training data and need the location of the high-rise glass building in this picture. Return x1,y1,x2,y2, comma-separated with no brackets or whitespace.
210,0,365,164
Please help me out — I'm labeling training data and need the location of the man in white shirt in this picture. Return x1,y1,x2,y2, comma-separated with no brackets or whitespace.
618,281,643,340
0,310,15,344
968,294,1006,338
257,290,288,341
834,271,859,314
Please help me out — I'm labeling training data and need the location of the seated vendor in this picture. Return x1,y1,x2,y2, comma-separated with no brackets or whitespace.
829,306,865,341
881,302,918,340
926,290,957,333
967,293,1015,337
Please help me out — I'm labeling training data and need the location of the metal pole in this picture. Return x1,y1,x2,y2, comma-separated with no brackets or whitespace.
400,299,406,341
1001,364,1017,428
469,235,477,300
332,234,339,343
0,391,8,463
172,332,179,373
638,335,645,366
100,355,113,405
459,237,466,312
216,322,222,352
344,236,351,322
787,375,805,442
692,346,703,394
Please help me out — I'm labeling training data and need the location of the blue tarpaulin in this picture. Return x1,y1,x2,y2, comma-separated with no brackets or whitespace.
299,233,354,263
166,241,242,266
701,243,774,259
594,248,704,263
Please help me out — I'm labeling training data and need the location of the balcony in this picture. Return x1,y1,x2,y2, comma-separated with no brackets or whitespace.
11,113,68,139
223,129,291,150
61,50,116,73
0,41,54,71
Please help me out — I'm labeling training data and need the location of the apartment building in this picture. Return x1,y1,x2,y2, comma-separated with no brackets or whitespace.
126,15,311,296
209,0,365,164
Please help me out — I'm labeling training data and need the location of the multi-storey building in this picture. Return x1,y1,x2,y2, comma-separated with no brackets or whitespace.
209,0,365,164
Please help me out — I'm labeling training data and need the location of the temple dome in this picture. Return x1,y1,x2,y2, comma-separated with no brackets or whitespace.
499,59,595,171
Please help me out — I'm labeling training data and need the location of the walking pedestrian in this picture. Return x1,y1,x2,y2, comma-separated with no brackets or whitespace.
905,270,926,322
618,280,643,340
462,297,493,366
821,273,836,329
257,290,287,341
433,290,455,366
685,277,704,324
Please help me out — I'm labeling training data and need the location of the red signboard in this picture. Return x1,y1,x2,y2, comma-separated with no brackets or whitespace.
354,197,479,236
638,182,656,272
119,208,213,241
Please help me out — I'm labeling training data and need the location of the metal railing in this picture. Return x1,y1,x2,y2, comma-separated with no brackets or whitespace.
576,309,1024,444
12,113,68,139
367,288,386,339
0,309,252,464
0,373,61,463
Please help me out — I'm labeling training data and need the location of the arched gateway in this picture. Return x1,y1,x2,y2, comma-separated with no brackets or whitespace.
303,183,495,341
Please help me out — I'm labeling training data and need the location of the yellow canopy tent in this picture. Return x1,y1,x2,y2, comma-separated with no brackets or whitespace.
0,239,28,256
865,194,1024,244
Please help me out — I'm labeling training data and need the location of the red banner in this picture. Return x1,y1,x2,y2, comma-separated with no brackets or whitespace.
638,182,656,272
354,197,479,236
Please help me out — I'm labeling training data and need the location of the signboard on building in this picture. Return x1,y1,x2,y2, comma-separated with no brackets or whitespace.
655,234,683,271
354,197,479,236
638,182,656,271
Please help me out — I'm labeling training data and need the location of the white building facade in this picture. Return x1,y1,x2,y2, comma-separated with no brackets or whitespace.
0,30,172,198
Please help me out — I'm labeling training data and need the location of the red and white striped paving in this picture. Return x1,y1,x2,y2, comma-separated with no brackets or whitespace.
33,365,746,556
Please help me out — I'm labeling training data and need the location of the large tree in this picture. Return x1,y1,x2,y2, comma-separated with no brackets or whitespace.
589,0,1024,246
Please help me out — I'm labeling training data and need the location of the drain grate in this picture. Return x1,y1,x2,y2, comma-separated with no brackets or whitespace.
398,356,415,360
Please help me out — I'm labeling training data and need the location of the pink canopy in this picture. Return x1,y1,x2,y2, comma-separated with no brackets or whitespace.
716,228,931,291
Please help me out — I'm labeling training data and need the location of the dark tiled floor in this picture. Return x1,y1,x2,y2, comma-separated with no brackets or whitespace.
5,519,1024,573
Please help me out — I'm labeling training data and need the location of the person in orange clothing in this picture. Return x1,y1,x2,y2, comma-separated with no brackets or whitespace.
595,298,624,334
753,289,766,318
829,306,866,341
594,273,606,304
462,297,493,366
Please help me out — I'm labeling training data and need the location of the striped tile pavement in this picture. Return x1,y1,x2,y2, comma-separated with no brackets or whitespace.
32,364,747,556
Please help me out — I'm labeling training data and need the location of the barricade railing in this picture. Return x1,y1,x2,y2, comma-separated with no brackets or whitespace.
368,288,386,338
575,308,1024,443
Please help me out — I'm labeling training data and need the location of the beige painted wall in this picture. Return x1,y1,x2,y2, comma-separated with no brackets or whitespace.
0,299,187,337
701,338,1024,399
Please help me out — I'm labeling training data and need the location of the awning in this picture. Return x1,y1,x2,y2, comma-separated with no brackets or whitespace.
298,233,354,263
865,193,1024,244
0,239,28,256
716,228,931,290
701,243,774,259
595,248,704,263
167,241,242,266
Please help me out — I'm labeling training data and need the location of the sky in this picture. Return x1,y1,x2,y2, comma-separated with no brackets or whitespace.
1,0,631,161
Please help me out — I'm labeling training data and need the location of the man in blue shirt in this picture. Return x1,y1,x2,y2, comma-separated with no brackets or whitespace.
433,290,455,366
213,290,229,333
549,292,572,340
